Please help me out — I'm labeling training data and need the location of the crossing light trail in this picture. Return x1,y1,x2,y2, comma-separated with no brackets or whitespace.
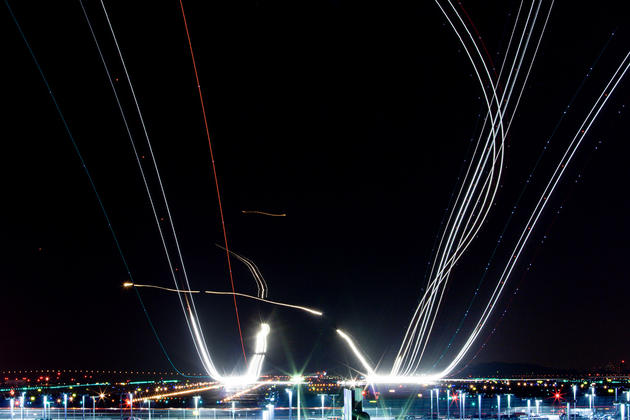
123,283,323,316
392,0,537,376
78,0,204,378
96,0,222,380
339,0,628,381
396,0,555,376
436,50,630,378
341,47,630,382
400,0,558,376
430,29,619,371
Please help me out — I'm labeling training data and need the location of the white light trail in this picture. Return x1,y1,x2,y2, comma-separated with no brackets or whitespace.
336,330,375,376
399,0,555,376
215,244,268,298
97,0,221,379
123,282,322,316
436,50,630,378
337,0,625,383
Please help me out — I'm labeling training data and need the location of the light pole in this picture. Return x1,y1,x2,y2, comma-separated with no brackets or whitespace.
535,400,540,416
231,401,235,420
91,397,95,420
497,395,501,420
82,396,85,420
194,396,200,420
43,395,48,420
20,393,25,420
286,389,293,420
462,393,466,420
447,392,450,420
148,399,151,420
320,395,325,420
477,395,481,420
10,397,15,420
436,389,440,419
431,390,434,419
526,400,530,420
297,386,301,420
572,385,577,420
63,394,68,420
507,394,512,418
129,393,133,419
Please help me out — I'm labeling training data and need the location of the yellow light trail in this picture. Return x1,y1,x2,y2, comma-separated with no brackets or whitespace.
241,210,286,217
140,384,221,401
123,283,322,316
222,382,269,402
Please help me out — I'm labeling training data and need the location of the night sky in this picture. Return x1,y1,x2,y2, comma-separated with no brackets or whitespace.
3,0,630,376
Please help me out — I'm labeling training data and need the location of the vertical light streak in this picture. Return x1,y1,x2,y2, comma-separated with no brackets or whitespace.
177,0,247,362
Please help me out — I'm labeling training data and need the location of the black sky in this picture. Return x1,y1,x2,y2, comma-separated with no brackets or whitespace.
2,0,630,376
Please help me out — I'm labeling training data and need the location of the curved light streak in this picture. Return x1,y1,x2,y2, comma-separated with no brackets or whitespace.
216,244,268,298
436,50,630,378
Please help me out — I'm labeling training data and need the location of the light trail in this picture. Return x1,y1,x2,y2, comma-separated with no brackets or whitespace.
5,0,196,380
241,210,287,217
395,0,557,376
78,0,200,378
393,0,516,376
431,28,618,371
339,0,589,381
336,330,375,376
178,0,247,363
123,283,323,316
400,0,554,375
437,50,630,378
336,330,439,384
98,0,221,379
204,292,322,316
215,244,268,298
140,384,222,401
